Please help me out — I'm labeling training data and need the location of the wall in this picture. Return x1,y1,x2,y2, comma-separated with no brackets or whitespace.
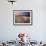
0,0,46,42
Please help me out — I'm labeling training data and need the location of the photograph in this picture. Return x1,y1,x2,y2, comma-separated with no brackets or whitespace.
13,10,32,25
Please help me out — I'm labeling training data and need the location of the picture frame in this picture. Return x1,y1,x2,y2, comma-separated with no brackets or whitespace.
13,10,32,25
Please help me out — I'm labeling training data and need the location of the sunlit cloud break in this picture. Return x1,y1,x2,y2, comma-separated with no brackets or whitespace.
16,12,30,17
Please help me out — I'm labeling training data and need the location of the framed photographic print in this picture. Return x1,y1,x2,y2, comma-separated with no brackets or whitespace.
13,10,32,25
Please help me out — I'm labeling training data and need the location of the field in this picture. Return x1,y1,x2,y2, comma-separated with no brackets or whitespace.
15,15,30,23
